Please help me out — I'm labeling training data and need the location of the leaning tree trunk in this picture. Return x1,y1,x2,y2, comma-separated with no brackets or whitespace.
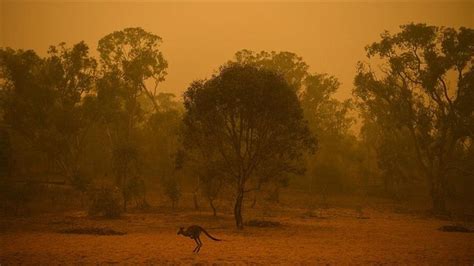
234,188,245,229
251,193,257,208
209,197,217,216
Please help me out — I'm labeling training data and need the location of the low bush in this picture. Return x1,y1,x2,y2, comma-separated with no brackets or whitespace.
438,225,472,233
87,184,123,218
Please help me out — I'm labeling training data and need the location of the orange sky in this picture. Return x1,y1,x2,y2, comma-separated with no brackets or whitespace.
1,1,473,100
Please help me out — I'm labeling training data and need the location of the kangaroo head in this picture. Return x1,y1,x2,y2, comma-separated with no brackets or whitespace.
177,227,184,235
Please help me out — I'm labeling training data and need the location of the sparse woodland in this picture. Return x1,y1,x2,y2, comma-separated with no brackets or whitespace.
1,24,473,225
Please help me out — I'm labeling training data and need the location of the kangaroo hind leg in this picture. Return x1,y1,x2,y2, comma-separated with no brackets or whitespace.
193,237,199,253
196,236,203,253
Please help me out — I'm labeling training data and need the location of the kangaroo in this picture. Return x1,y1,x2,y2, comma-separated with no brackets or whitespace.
177,225,221,253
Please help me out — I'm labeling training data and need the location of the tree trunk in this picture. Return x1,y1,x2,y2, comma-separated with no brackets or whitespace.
80,191,85,208
143,181,147,205
193,191,200,210
432,193,447,214
251,193,257,208
271,186,280,203
209,198,217,216
121,174,127,212
321,185,328,209
234,188,244,229
194,176,200,210
123,196,127,212
431,172,448,215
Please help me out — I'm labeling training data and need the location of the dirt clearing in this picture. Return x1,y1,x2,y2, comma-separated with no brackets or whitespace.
1,207,473,264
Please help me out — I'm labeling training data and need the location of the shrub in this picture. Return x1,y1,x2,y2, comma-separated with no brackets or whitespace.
0,180,36,216
88,184,123,218
438,225,473,233
124,177,147,209
162,176,181,209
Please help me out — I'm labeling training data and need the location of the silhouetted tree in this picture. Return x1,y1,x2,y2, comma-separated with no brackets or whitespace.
162,175,181,209
354,23,474,214
233,50,355,201
98,27,168,112
200,164,224,216
360,115,420,200
182,64,315,229
301,73,356,201
97,27,168,210
143,93,183,209
233,50,309,91
0,42,97,187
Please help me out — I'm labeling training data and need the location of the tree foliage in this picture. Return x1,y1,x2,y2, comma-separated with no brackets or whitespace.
233,50,356,200
0,42,97,185
182,64,315,228
97,28,169,210
354,23,474,213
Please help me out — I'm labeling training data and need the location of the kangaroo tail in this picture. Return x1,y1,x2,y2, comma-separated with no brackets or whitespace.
201,227,221,241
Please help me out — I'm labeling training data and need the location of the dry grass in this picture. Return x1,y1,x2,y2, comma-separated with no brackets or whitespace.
1,203,473,265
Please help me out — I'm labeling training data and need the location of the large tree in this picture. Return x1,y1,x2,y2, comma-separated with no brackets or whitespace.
182,64,315,229
233,50,355,200
97,27,168,210
354,23,474,213
0,42,97,187
98,27,167,112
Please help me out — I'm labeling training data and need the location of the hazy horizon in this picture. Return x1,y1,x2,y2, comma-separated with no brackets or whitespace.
2,1,473,100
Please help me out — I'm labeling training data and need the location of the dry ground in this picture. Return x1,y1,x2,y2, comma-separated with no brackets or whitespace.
1,204,473,265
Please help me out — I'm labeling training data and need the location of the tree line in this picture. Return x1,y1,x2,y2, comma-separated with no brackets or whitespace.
0,24,472,227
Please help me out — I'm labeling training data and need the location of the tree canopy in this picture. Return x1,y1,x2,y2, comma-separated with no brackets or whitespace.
182,64,315,228
354,23,474,213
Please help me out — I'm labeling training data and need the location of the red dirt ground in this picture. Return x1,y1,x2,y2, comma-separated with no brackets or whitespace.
1,206,473,265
